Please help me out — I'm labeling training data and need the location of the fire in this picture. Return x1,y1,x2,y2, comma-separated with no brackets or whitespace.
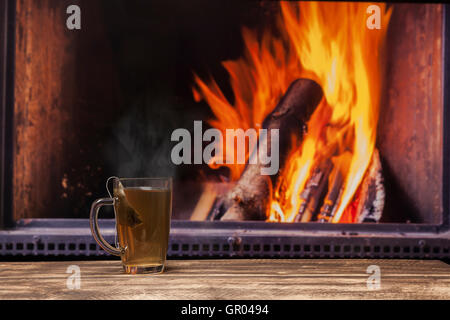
193,2,392,223
192,20,301,180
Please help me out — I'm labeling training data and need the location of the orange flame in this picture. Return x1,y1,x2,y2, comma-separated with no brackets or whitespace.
193,2,392,223
192,22,301,180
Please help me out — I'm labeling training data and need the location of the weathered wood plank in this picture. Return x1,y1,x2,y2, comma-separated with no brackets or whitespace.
0,259,448,300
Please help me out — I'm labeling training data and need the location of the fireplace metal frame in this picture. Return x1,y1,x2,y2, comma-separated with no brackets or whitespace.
0,0,15,230
0,219,448,259
0,1,449,259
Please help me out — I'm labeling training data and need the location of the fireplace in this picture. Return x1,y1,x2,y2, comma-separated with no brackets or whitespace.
0,0,449,259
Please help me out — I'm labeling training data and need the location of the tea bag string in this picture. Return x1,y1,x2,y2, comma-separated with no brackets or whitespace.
106,176,118,199
106,176,119,249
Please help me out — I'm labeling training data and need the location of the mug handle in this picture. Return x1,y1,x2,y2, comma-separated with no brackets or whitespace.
89,198,121,256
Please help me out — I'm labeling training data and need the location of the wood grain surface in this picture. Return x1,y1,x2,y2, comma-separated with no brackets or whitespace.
0,259,448,300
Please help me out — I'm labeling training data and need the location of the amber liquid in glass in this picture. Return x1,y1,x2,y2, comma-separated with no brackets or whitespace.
114,186,171,270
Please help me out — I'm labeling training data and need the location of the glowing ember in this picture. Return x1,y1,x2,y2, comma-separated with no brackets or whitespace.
193,2,392,223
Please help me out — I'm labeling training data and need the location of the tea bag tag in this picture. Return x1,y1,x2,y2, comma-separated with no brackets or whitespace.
106,176,119,199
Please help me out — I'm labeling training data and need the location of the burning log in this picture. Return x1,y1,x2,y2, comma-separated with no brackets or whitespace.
314,149,384,223
354,149,385,222
317,152,352,222
295,160,332,222
206,78,386,222
208,79,323,221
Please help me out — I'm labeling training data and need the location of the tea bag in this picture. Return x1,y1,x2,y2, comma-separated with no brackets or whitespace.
123,201,143,227
115,181,143,228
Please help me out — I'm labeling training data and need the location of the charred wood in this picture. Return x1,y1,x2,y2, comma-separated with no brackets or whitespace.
210,79,323,221
355,149,385,222
295,160,333,222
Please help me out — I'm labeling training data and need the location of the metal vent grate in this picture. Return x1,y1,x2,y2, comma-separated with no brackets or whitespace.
1,237,449,259
0,219,449,259
166,238,450,259
0,239,107,256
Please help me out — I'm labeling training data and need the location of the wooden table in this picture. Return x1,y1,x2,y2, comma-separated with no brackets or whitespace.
0,259,449,299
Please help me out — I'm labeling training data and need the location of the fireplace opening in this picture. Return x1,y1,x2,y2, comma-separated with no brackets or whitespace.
1,0,449,259
10,1,445,226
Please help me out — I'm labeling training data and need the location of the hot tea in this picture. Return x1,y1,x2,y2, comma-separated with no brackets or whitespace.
114,186,171,272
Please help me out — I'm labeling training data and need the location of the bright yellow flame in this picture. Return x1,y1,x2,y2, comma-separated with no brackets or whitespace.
193,2,392,223
269,2,391,222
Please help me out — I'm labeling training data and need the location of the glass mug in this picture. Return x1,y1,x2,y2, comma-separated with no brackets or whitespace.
90,177,172,274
